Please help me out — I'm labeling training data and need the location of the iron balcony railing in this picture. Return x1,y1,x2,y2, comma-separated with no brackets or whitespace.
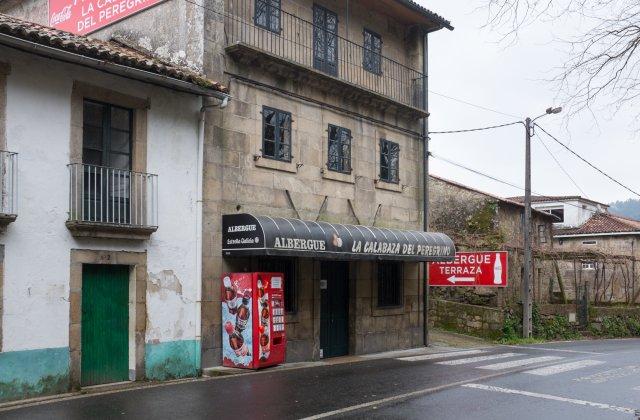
0,151,18,216
68,163,158,228
224,0,426,110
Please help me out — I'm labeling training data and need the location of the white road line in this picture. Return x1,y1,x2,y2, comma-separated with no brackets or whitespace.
524,360,605,376
574,365,640,384
397,349,486,362
437,353,523,366
462,383,637,415
502,345,604,355
477,356,564,370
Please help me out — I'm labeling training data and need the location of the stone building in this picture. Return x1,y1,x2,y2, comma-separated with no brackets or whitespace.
429,175,557,307
0,13,229,401
0,0,457,389
554,212,640,304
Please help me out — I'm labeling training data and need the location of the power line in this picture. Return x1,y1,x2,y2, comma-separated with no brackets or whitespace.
430,152,608,217
535,124,640,199
429,90,521,119
534,134,587,197
429,120,522,135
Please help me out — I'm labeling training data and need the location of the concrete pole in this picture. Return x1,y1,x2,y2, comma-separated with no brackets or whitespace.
523,117,533,338
422,29,430,347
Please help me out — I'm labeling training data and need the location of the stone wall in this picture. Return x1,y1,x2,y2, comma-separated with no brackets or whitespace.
428,299,504,340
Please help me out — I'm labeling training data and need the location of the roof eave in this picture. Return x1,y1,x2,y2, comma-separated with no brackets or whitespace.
394,0,454,31
0,32,230,99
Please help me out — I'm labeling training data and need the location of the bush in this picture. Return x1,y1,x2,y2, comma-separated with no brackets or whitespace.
591,316,640,338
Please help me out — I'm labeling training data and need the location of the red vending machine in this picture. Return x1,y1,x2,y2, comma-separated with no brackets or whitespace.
221,272,287,369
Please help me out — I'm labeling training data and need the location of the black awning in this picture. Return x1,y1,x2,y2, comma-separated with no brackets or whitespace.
222,214,455,262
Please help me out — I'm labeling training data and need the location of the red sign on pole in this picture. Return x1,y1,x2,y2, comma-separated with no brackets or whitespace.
49,0,165,35
429,251,508,287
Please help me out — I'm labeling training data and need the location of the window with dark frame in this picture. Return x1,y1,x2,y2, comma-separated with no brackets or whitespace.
377,261,402,308
327,125,352,174
257,258,298,314
363,28,382,75
254,0,281,33
262,107,292,162
82,99,133,223
379,139,399,183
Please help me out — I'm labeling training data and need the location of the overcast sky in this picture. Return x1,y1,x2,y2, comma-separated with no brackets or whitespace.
418,1,640,204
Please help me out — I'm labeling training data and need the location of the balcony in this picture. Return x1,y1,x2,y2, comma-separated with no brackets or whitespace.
224,0,427,118
0,151,18,228
66,163,158,240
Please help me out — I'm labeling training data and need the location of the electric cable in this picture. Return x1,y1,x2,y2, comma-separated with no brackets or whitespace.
429,90,521,119
429,121,522,135
535,124,640,199
534,134,587,197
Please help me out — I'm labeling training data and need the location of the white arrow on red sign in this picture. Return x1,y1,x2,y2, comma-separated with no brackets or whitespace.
447,276,475,284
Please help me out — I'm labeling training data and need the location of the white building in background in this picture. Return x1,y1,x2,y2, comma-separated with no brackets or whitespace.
509,196,609,229
0,14,228,402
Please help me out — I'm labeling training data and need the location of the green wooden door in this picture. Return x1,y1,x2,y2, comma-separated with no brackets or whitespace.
81,264,130,386
320,261,349,358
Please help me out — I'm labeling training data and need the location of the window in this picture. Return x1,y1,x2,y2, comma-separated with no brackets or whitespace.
82,100,133,223
582,240,597,246
541,207,564,223
262,107,292,162
379,139,399,183
254,0,281,33
538,225,547,244
363,29,382,74
327,125,352,173
257,258,298,314
377,261,402,307
83,100,132,169
313,5,338,76
581,261,597,270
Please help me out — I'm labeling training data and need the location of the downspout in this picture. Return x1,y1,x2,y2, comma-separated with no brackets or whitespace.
422,26,441,347
196,95,229,372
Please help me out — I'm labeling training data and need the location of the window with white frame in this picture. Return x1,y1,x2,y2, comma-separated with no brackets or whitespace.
581,261,597,270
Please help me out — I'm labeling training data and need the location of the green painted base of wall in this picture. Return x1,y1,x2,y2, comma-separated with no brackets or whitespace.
145,340,200,381
0,347,70,402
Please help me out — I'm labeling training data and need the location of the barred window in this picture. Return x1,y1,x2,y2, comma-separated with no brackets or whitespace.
380,139,399,183
327,125,352,173
363,29,382,74
377,262,402,308
257,258,298,314
538,224,547,244
255,0,281,33
262,107,292,162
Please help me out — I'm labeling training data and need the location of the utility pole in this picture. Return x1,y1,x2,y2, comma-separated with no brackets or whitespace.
523,117,533,338
522,107,562,338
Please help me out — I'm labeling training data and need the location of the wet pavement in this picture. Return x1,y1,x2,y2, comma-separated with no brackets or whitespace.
1,339,639,419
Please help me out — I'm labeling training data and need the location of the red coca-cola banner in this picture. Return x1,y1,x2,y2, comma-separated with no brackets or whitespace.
49,0,166,35
429,251,509,287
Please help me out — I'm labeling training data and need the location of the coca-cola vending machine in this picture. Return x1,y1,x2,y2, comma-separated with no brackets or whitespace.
221,272,287,369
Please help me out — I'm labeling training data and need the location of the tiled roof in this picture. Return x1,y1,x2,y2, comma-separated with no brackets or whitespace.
556,213,640,236
0,13,228,94
430,174,556,219
395,0,453,30
508,195,609,208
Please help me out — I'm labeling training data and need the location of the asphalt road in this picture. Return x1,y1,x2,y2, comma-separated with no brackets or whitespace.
1,339,639,419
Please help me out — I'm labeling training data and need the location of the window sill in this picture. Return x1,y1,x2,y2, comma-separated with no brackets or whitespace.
255,156,298,173
371,304,405,317
66,220,157,240
322,169,355,184
375,180,403,193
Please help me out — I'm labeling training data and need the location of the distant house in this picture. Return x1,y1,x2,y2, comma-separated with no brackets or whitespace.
509,196,609,229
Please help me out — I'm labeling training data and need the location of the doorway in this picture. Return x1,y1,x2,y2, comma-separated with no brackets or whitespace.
320,261,349,358
81,264,130,386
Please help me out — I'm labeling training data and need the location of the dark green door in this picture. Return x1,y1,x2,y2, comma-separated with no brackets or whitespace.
320,261,349,358
81,264,129,386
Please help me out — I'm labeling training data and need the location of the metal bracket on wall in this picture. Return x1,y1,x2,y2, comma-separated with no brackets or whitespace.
316,196,329,222
370,203,382,226
347,199,361,225
284,189,302,220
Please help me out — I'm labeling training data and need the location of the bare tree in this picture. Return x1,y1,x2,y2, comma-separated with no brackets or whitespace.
483,0,640,121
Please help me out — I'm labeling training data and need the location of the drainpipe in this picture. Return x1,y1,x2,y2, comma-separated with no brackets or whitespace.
196,95,229,372
422,26,441,347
